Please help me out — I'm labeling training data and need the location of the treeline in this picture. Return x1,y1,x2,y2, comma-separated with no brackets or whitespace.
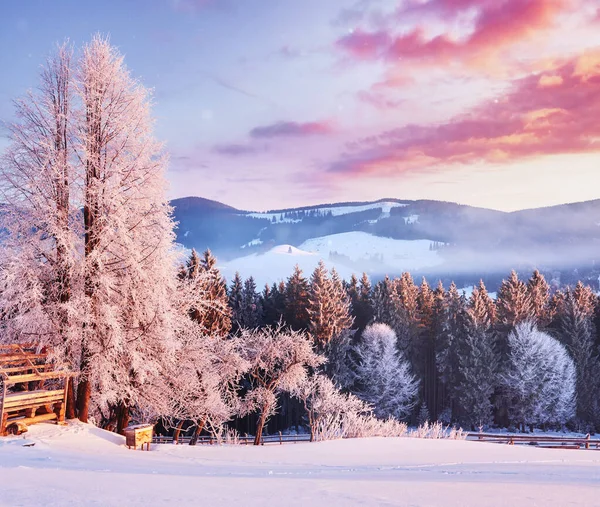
194,251,600,433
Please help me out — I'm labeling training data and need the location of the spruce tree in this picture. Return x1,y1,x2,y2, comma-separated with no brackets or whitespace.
558,287,600,429
469,280,497,330
496,271,532,332
307,262,353,350
527,270,553,328
284,265,310,330
240,276,262,330
455,311,498,429
229,272,244,333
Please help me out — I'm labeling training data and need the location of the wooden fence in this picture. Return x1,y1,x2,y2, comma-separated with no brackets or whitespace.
466,432,600,450
153,433,311,445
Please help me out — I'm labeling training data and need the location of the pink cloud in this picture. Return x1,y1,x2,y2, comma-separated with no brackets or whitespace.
337,0,567,66
336,30,391,60
330,51,600,176
250,121,333,138
357,90,405,109
538,74,564,88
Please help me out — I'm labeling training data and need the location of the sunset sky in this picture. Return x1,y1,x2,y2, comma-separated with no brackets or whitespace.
1,0,600,211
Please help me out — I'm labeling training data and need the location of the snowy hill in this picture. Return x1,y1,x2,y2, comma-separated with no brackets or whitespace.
299,232,443,274
221,244,356,287
1,422,599,507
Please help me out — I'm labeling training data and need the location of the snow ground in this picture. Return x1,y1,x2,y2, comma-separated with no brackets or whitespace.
300,232,442,273
1,422,599,507
221,244,355,287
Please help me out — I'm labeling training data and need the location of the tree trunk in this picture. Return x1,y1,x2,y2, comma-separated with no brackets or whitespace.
66,377,77,419
76,348,92,423
254,406,269,446
116,402,130,435
76,377,91,423
173,420,185,443
189,417,207,446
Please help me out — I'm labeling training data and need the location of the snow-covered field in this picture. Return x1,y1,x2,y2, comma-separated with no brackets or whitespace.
1,422,599,507
223,232,443,286
221,244,356,287
300,232,442,273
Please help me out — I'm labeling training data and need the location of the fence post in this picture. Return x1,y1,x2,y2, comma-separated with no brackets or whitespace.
585,434,590,450
279,431,282,445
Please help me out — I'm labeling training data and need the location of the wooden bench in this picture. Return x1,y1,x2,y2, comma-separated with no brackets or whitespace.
0,344,71,436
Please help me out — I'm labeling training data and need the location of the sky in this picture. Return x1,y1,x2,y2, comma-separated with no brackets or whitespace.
1,0,600,212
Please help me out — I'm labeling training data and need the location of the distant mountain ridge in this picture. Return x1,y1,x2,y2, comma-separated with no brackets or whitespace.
170,196,600,287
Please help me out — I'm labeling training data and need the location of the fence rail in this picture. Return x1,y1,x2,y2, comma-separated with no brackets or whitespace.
466,432,600,450
153,433,312,445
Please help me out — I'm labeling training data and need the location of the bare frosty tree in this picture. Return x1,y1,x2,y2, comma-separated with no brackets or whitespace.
238,325,324,445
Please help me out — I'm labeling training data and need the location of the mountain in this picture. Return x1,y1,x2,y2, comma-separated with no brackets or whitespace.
171,196,600,289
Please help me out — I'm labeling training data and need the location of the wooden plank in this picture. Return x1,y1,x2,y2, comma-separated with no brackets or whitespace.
7,412,57,425
4,395,64,409
0,354,47,364
3,389,65,403
58,377,68,422
0,364,53,374
0,381,6,436
3,371,69,385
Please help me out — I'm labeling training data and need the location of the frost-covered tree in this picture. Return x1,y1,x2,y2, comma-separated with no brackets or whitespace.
74,35,182,423
1,36,184,425
352,323,418,420
501,322,576,429
160,330,249,444
238,325,324,445
0,42,80,417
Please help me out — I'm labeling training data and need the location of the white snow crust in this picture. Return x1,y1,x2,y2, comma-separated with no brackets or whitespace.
1,422,599,507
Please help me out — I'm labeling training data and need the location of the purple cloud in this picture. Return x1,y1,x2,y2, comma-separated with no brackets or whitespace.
250,121,333,139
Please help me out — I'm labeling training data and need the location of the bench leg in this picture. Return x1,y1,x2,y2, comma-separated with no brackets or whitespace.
0,413,7,437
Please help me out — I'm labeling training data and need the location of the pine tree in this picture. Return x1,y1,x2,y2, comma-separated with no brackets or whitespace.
502,322,576,429
261,283,286,327
417,278,436,417
229,272,244,333
307,262,353,350
284,265,310,330
240,276,262,329
436,282,467,418
527,270,553,328
469,280,497,330
356,272,374,330
557,287,600,429
352,323,418,420
372,276,395,326
455,312,498,429
184,249,231,336
496,271,533,332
